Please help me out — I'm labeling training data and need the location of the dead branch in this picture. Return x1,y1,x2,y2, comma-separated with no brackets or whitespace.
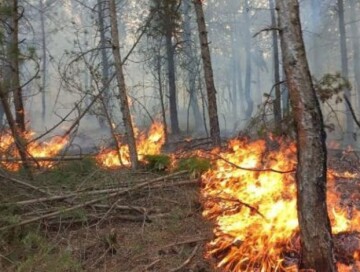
161,236,208,250
202,151,295,174
344,94,360,129
207,196,266,219
142,259,161,272
168,244,199,272
253,26,281,38
0,170,188,231
0,155,92,162
0,172,50,196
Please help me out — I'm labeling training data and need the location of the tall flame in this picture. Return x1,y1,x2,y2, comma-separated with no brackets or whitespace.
96,121,165,168
201,137,360,271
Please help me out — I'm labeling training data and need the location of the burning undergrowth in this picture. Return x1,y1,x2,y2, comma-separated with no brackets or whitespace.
96,121,165,168
200,137,360,271
0,122,359,271
0,131,68,171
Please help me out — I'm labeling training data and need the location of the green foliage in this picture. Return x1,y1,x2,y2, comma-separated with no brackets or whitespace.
177,157,211,176
314,73,351,103
144,154,171,171
148,0,182,38
37,157,97,189
15,232,82,272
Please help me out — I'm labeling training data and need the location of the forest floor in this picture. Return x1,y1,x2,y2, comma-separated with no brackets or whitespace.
0,145,359,271
0,158,214,272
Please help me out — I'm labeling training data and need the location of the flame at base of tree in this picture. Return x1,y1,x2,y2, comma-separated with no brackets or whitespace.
201,137,360,271
96,121,165,168
0,131,68,171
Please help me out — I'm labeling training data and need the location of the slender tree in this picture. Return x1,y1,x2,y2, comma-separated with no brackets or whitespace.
276,0,336,270
9,0,25,132
108,0,138,169
243,0,253,119
97,0,111,129
349,0,360,110
269,0,281,131
149,0,181,135
193,0,221,146
182,0,202,130
39,0,47,123
338,0,354,145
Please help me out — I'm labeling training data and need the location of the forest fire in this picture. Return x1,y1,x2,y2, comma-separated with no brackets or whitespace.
0,131,68,171
201,137,360,271
96,121,165,168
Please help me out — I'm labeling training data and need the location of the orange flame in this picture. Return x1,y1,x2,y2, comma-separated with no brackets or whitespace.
96,121,165,168
201,137,360,271
0,131,68,171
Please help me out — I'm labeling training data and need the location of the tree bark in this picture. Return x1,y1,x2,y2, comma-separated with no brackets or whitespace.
108,0,138,170
193,0,221,146
338,0,354,145
156,55,168,144
244,0,253,119
269,0,281,131
165,26,180,135
349,0,360,110
276,0,337,271
9,0,25,132
182,0,202,129
40,0,47,123
97,0,111,129
0,85,32,178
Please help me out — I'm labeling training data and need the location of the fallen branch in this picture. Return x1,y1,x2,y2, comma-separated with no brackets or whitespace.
0,172,50,196
0,155,92,162
9,174,193,206
168,244,200,272
142,259,161,272
206,196,266,219
202,151,295,174
0,171,188,231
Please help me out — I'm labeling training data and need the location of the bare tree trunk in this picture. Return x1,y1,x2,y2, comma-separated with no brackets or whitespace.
244,0,253,119
277,0,336,271
156,55,168,144
310,0,322,76
10,0,25,132
40,0,47,123
108,0,138,170
165,27,180,135
97,0,111,129
269,0,281,131
349,0,360,110
0,86,32,177
183,0,202,129
338,0,354,145
193,0,221,146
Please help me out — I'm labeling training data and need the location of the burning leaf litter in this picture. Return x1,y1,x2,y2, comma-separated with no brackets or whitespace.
0,124,359,271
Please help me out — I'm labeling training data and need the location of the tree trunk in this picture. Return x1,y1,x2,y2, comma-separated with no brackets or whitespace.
0,85,32,178
108,0,138,170
276,0,337,271
338,0,354,145
193,0,221,146
165,27,180,135
9,0,25,132
97,0,111,129
156,55,168,144
310,0,322,76
183,0,202,129
269,0,281,131
244,0,253,119
349,0,360,110
40,0,47,123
